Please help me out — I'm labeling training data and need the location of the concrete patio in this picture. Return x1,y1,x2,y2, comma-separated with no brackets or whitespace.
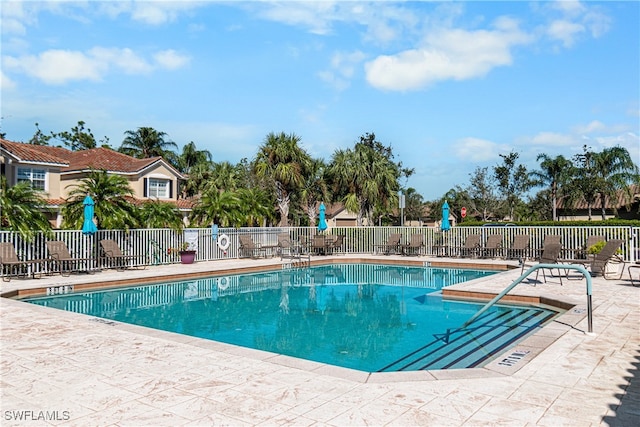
1,255,638,426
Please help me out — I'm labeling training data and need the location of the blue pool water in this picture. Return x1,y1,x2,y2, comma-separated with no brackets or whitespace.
25,264,558,372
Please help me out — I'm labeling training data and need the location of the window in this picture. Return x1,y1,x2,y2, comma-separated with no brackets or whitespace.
148,178,170,199
17,168,46,190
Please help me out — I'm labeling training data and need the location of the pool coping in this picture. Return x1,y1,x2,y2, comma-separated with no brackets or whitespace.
2,256,588,383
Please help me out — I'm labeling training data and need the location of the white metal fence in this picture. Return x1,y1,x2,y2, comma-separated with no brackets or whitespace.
1,226,638,274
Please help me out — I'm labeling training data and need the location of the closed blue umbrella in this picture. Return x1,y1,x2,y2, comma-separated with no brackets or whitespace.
318,203,328,231
82,195,98,235
441,201,451,231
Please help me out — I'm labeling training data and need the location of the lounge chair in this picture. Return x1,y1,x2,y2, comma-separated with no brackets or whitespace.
571,235,605,260
564,239,625,280
481,234,503,259
374,233,402,255
506,234,530,262
238,235,268,259
456,234,481,258
628,261,640,286
0,242,47,281
533,242,563,285
99,239,145,271
46,241,95,276
403,234,424,256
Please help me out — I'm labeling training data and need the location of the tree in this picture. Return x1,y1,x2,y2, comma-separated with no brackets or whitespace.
493,151,531,221
0,176,52,239
299,158,329,227
138,200,184,231
52,120,106,151
592,146,639,220
189,187,273,227
253,132,312,227
403,187,424,224
28,123,52,145
328,132,410,226
466,167,499,222
61,170,140,230
119,127,178,159
569,146,601,221
177,141,212,174
529,154,574,221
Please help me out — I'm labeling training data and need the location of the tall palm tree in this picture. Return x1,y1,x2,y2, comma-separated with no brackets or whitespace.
119,127,178,159
177,141,212,174
0,176,52,239
62,170,140,230
300,158,330,227
529,154,574,221
138,200,184,231
328,133,403,226
592,146,639,220
253,132,311,226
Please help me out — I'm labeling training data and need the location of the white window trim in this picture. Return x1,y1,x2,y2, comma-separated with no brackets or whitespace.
147,177,170,199
16,167,48,191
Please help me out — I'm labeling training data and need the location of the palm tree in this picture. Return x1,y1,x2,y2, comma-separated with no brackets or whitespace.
529,154,574,221
328,133,403,226
177,141,212,174
189,188,242,227
593,146,639,220
300,159,330,226
0,176,52,240
119,127,178,159
253,132,312,226
61,170,140,230
138,200,184,231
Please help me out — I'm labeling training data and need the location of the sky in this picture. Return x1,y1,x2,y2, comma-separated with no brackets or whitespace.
1,0,639,201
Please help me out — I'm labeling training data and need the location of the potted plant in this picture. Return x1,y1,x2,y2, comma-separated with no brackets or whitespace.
168,242,196,264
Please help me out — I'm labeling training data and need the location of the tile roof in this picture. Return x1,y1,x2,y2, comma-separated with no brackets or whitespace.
1,138,167,174
62,148,160,174
1,139,70,166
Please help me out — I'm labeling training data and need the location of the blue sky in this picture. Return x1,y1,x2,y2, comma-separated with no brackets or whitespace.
2,1,638,201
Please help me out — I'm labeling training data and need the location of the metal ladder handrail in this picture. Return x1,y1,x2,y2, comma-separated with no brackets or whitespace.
463,264,593,333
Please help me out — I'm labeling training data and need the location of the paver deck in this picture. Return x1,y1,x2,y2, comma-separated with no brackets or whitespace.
1,255,638,426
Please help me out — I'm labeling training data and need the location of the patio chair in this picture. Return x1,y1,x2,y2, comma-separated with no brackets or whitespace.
311,235,330,255
46,241,95,276
403,234,424,256
570,235,605,260
374,233,402,255
277,233,301,260
326,234,345,255
533,243,564,285
456,234,482,258
533,235,561,259
0,242,47,281
238,235,268,259
564,239,625,280
506,234,530,262
481,234,503,259
99,239,145,271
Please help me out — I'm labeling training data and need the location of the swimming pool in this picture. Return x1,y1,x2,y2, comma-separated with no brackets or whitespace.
24,264,559,372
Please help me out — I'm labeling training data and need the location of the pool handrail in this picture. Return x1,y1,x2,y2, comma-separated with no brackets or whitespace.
463,263,593,333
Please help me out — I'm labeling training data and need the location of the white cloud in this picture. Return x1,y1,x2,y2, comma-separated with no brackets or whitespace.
319,50,366,91
546,20,584,48
3,46,190,85
365,18,532,91
573,120,606,134
153,50,191,70
0,70,16,91
454,137,508,162
527,132,577,147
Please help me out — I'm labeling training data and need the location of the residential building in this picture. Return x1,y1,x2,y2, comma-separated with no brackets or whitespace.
1,139,190,227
